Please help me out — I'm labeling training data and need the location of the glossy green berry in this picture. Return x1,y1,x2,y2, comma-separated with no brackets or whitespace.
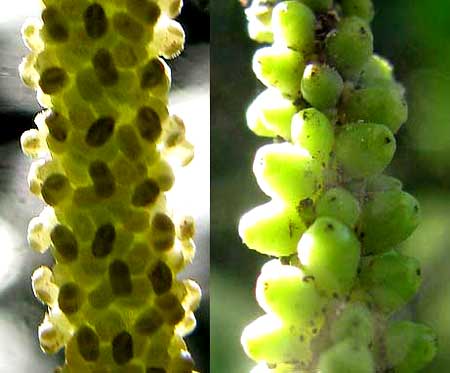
358,190,420,254
291,108,334,163
297,217,361,295
253,142,324,203
301,64,344,109
249,88,298,139
239,201,306,257
246,94,277,138
253,46,305,98
316,187,360,228
335,122,396,179
359,55,394,87
340,0,375,23
241,314,312,364
330,303,374,345
342,86,408,133
272,1,315,54
360,251,422,314
385,321,438,373
319,339,375,373
256,260,326,326
245,0,275,43
325,16,373,80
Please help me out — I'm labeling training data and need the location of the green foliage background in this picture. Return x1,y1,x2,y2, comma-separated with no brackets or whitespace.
211,1,450,372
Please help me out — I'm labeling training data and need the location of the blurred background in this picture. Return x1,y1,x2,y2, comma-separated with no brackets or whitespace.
211,1,450,372
0,1,209,372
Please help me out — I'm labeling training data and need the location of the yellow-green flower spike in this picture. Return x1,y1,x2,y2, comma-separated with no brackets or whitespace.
20,1,201,372
240,0,436,370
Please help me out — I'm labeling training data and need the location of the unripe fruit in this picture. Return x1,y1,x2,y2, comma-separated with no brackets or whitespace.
301,64,344,109
385,321,438,373
360,251,422,314
316,187,360,228
297,217,361,295
241,314,312,365
253,143,324,203
359,54,394,87
319,339,375,373
340,0,375,23
245,0,275,43
246,93,278,138
330,303,374,345
335,122,396,179
253,46,305,98
239,201,306,257
291,108,334,163
325,16,373,80
249,88,298,139
272,1,315,54
298,0,332,12
342,86,408,133
256,260,326,326
366,174,403,193
358,190,420,254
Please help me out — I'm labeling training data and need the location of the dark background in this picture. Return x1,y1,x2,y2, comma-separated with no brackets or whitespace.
0,2,209,372
211,1,450,372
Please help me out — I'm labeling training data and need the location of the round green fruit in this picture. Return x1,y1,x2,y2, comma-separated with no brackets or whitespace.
301,64,344,109
325,16,373,80
335,122,396,179
291,108,334,163
386,321,437,373
297,217,361,295
239,201,306,257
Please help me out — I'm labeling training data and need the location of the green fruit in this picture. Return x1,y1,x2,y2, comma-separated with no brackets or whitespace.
335,122,396,179
272,1,315,54
291,108,334,163
342,86,408,133
360,251,422,314
297,217,361,295
245,1,275,44
247,18,274,44
301,64,344,109
239,201,306,257
359,55,394,87
319,339,375,373
249,88,298,139
253,142,324,203
331,303,374,345
241,314,312,364
325,17,373,80
316,187,360,228
256,259,326,326
358,190,420,254
246,94,277,138
253,46,305,98
298,0,332,12
366,174,403,193
340,0,375,22
385,321,438,373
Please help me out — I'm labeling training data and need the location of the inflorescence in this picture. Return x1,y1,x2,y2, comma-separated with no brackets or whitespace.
240,1,437,372
19,1,200,372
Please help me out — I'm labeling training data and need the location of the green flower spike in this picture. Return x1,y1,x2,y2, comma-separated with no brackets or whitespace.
20,1,201,372
240,1,437,372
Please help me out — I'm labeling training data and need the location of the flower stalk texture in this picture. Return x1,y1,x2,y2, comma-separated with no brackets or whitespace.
240,0,437,372
19,1,200,372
